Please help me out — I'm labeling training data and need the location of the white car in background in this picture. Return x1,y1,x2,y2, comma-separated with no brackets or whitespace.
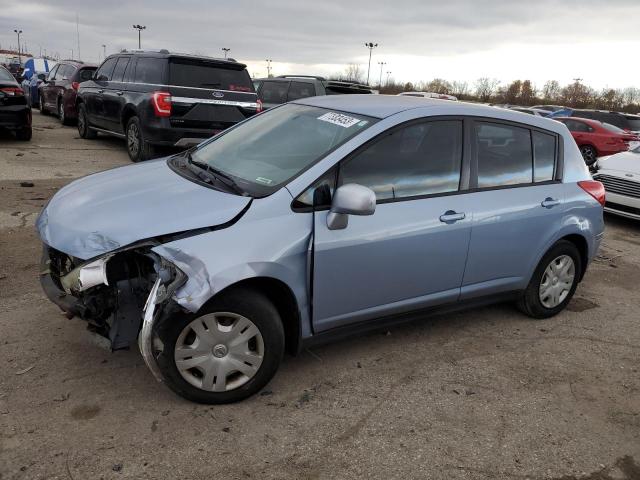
398,91,458,101
593,145,640,220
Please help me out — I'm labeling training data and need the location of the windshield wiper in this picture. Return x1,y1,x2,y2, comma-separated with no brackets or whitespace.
185,151,245,195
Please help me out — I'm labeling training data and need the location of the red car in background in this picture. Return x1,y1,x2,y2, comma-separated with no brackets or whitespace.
556,117,640,166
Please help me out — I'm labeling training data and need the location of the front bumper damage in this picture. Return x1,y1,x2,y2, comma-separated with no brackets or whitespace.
40,244,186,380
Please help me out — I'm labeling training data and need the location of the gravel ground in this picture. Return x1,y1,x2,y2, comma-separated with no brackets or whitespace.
1,112,639,480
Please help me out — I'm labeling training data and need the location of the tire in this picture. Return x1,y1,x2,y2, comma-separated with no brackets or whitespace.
125,116,154,162
15,127,32,141
517,240,582,319
156,288,285,404
38,94,47,115
58,98,71,126
579,145,598,166
77,103,96,139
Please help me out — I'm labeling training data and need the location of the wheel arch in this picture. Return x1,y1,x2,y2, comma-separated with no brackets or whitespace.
121,105,138,131
201,276,301,355
560,233,589,281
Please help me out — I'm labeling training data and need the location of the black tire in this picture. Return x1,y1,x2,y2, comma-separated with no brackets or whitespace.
125,116,154,162
156,288,285,404
77,103,97,139
579,145,598,166
38,94,47,115
15,127,32,141
517,240,582,319
58,98,71,126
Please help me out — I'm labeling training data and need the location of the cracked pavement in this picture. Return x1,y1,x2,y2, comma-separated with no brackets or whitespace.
1,112,639,479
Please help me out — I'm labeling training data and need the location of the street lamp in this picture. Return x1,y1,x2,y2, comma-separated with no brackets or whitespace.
377,61,386,89
102,44,106,60
132,24,146,49
222,47,230,59
14,29,22,62
266,59,273,77
364,42,378,85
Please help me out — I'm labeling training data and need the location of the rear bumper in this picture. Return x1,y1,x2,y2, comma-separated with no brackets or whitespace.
0,104,31,129
143,122,220,147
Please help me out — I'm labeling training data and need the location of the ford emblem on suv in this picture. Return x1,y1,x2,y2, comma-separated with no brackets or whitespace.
212,91,224,98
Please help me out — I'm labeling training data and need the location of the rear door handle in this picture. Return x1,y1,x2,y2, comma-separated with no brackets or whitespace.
541,197,560,208
439,210,466,223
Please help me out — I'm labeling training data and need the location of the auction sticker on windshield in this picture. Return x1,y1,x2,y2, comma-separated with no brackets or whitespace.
318,112,362,128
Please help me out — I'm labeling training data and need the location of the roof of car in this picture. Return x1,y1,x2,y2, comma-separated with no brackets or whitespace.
111,50,246,68
292,94,531,120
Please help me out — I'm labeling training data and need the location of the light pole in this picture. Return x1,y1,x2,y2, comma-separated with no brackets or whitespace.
132,24,146,49
222,47,230,59
14,29,22,62
102,44,106,60
386,71,391,86
364,42,378,85
377,61,386,89
266,59,273,77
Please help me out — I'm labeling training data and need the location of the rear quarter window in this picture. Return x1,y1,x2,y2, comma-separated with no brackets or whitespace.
134,57,165,84
168,60,253,91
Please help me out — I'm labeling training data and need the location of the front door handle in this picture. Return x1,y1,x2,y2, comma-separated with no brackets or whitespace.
439,210,466,223
541,197,560,208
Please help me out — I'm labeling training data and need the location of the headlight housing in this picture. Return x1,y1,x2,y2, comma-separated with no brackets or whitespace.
60,256,112,294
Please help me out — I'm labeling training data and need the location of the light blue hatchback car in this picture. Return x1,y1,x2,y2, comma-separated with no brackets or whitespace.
37,95,605,403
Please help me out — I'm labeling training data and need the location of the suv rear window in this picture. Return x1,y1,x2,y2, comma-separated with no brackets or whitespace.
169,59,253,92
134,57,165,84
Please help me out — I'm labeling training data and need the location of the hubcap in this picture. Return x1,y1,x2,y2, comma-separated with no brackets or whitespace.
174,312,264,392
580,146,595,163
127,123,139,157
539,255,575,308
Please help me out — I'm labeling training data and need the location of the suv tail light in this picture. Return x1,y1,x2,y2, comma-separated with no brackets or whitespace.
151,91,172,117
578,180,606,207
1,87,24,96
71,81,80,91
256,99,263,113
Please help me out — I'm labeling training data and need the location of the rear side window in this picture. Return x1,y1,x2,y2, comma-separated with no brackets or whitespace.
287,81,314,101
134,57,165,84
111,57,130,82
563,120,593,133
260,81,288,104
168,60,253,91
475,122,532,188
78,68,95,81
533,132,556,182
96,58,117,81
340,120,463,201
62,65,76,79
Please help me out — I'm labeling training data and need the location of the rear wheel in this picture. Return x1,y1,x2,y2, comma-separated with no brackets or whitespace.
125,116,154,162
518,240,582,319
15,127,32,141
77,103,96,139
579,145,598,166
156,288,285,404
58,99,71,126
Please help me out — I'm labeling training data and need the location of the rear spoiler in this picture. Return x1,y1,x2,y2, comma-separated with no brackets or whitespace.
168,55,247,70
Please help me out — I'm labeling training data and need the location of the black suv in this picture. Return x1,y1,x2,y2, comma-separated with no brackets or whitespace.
254,75,372,110
76,50,258,162
569,109,640,133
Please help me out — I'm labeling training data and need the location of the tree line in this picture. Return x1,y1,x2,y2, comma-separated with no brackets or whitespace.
337,64,640,114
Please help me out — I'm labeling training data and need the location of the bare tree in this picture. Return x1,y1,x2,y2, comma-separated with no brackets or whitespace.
542,80,561,102
475,77,500,102
343,63,364,84
450,80,469,97
425,78,452,94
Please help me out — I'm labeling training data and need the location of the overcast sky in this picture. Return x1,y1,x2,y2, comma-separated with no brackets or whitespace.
1,0,638,90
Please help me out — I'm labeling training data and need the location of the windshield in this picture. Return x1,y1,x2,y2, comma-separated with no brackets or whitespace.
602,122,625,134
189,104,377,195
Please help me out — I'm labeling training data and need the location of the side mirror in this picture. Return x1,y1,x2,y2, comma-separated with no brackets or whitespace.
37,73,46,81
326,183,376,230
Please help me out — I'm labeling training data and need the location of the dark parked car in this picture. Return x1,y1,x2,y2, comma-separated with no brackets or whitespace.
76,50,259,162
22,72,47,107
0,65,32,141
569,109,640,134
254,75,372,110
38,60,97,125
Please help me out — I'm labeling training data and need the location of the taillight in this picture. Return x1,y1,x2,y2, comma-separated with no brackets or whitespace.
1,87,24,96
578,180,606,207
151,91,171,117
256,99,263,113
71,81,80,91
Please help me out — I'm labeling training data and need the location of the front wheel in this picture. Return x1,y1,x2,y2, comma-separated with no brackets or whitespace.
58,99,71,126
517,240,582,319
579,145,598,166
77,103,97,139
38,94,47,114
156,289,285,404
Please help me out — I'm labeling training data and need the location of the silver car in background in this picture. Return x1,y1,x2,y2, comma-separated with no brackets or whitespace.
37,96,605,403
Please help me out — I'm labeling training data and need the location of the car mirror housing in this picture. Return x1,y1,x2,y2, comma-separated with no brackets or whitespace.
326,183,376,230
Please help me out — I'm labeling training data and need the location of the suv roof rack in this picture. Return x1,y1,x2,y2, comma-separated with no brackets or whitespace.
277,75,327,81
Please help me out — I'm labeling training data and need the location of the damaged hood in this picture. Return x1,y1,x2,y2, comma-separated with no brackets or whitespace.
36,158,251,260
